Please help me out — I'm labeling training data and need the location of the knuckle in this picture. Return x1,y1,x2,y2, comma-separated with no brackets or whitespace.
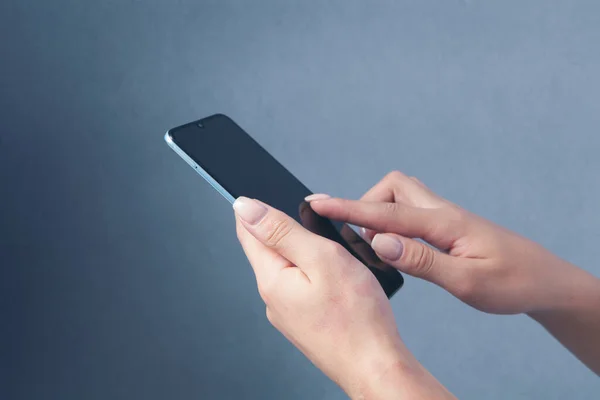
314,240,345,261
383,202,399,218
439,206,470,234
257,280,275,304
378,202,401,231
385,170,406,183
312,241,350,278
265,307,276,325
324,240,343,254
410,176,423,185
263,218,294,248
405,244,436,278
325,241,348,260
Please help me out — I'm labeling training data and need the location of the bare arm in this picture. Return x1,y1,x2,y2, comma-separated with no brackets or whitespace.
528,262,600,374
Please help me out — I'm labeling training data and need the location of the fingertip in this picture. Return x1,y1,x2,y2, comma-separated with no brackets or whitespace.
359,227,367,239
371,234,404,261
306,197,329,213
307,196,339,210
304,193,331,202
359,227,376,243
233,197,268,225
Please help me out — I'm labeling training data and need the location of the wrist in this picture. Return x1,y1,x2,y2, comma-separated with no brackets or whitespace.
344,349,455,400
525,262,600,374
528,260,600,317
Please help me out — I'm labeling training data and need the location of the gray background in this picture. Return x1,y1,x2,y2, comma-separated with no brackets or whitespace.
1,1,599,399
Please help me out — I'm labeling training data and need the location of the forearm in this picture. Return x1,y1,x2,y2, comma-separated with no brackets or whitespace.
528,263,600,375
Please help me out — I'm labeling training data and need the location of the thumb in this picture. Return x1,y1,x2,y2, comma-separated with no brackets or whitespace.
233,196,339,277
370,233,469,290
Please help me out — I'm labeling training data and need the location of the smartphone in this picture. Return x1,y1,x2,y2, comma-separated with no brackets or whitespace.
165,114,403,297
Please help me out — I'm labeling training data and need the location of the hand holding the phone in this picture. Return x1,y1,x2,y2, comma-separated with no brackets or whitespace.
308,171,600,374
234,197,455,399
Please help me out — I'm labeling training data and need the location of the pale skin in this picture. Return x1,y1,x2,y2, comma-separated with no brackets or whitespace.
234,171,600,399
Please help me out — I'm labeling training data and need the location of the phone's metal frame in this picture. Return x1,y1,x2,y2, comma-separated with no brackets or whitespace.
164,131,236,204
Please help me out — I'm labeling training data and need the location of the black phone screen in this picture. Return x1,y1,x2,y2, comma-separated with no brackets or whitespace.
168,114,403,297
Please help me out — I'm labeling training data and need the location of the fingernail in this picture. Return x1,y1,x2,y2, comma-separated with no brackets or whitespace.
233,197,268,225
359,227,368,239
359,227,375,243
304,193,331,202
371,234,403,261
299,201,311,217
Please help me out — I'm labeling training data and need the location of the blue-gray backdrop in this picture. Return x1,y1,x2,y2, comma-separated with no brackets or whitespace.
2,1,599,399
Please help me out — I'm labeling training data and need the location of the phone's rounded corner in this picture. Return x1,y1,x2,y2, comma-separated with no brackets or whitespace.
201,113,233,126
164,131,174,145
396,272,405,290
387,286,402,299
211,112,230,121
205,112,225,120
386,272,404,299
